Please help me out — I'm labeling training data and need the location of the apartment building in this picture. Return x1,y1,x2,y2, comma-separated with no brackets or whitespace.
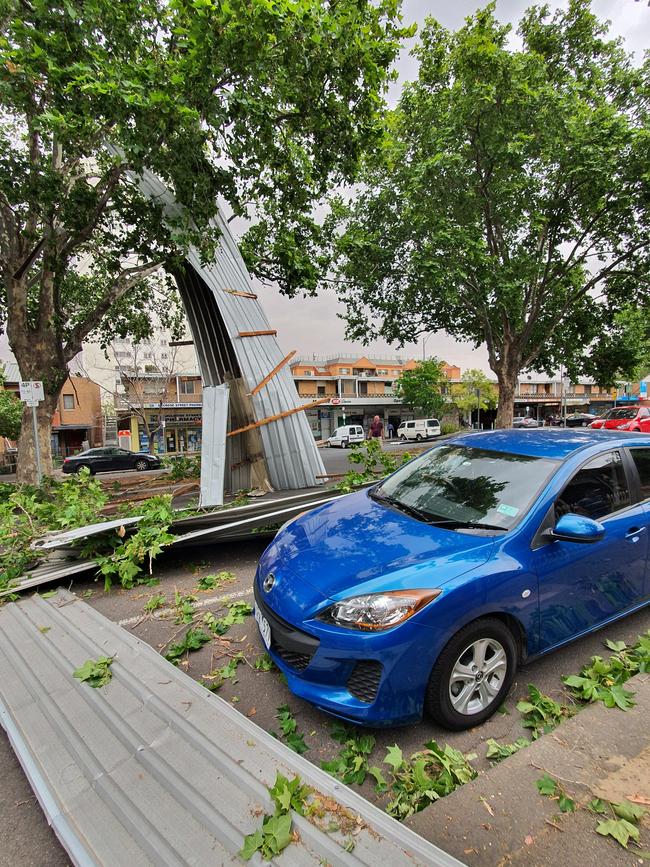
515,374,622,420
291,355,461,440
114,370,204,453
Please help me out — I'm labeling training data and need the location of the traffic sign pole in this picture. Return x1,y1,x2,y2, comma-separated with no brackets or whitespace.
31,402,42,486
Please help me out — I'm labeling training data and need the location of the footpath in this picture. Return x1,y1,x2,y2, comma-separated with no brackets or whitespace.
406,672,650,866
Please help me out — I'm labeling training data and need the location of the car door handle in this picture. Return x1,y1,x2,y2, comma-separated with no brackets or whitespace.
625,526,647,540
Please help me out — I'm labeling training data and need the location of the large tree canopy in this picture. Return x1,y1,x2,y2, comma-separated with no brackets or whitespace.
0,0,411,481
331,0,650,427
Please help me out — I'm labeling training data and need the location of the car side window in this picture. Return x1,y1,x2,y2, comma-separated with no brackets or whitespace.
555,451,630,521
629,449,650,502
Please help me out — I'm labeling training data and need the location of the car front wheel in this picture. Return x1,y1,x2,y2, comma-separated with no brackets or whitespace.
75,463,93,474
135,459,149,472
424,617,517,730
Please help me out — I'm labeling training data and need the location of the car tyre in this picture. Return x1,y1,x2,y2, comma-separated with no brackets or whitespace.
416,433,423,442
400,434,406,442
135,459,149,472
76,463,94,475
341,441,348,449
424,617,517,731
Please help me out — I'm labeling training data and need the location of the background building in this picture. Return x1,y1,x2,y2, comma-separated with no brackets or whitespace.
291,355,462,440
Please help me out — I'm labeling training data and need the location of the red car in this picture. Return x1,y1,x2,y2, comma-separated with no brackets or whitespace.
589,405,650,432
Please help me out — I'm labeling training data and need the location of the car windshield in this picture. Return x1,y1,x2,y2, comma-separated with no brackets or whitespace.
374,445,558,531
605,408,636,420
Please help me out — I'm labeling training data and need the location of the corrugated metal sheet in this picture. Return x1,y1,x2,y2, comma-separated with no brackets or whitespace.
199,383,229,507
135,169,326,497
0,361,20,384
0,591,462,867
1,487,357,598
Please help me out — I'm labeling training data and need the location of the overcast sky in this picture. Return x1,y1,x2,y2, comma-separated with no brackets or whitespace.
2,1,648,373
249,0,650,373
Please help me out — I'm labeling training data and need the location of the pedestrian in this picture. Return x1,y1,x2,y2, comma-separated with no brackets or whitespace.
386,421,394,439
369,415,384,441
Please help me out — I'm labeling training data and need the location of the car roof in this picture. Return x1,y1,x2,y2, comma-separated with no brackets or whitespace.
448,428,650,460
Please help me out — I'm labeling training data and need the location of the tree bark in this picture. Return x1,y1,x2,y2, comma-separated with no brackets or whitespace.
495,368,518,429
15,394,58,484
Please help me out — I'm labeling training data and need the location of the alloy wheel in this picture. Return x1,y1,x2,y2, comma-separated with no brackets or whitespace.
448,638,507,715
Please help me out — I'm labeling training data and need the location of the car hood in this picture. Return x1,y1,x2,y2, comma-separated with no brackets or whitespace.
258,489,496,617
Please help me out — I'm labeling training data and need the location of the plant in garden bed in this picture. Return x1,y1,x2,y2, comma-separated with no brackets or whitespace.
563,633,650,710
381,741,477,820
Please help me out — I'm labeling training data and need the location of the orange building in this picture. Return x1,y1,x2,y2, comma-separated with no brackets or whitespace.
291,355,461,440
51,374,102,456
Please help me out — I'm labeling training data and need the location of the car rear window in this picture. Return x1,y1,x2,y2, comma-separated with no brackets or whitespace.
426,420,439,427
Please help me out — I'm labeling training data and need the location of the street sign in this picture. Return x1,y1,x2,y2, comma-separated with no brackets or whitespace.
19,380,44,403
330,398,341,405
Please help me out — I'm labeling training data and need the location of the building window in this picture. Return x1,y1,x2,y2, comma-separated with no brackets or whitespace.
179,379,196,395
339,368,350,374
63,394,75,410
317,385,326,396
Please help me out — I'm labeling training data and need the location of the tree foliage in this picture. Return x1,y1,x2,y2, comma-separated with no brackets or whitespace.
393,359,447,418
451,369,498,420
0,373,22,439
331,1,650,427
0,0,411,480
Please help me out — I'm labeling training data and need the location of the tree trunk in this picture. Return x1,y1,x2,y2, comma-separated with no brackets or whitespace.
15,394,57,484
495,368,518,429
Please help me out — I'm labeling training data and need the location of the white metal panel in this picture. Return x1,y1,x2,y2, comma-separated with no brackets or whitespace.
199,383,229,507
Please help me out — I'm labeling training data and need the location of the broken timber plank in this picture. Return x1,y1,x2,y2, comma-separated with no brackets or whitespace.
224,289,258,299
237,329,277,338
249,350,297,397
228,397,330,438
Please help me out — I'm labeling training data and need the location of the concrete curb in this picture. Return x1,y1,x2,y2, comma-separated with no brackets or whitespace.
405,672,650,866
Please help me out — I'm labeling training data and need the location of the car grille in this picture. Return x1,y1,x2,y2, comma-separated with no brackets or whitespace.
271,644,314,672
347,660,382,703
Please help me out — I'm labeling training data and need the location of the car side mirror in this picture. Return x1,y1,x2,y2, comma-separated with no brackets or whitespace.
550,513,605,544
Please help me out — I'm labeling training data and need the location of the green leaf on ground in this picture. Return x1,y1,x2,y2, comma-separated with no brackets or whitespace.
535,774,557,796
588,798,608,814
558,794,576,813
384,744,404,771
485,737,529,762
595,818,639,848
73,656,114,688
612,801,646,823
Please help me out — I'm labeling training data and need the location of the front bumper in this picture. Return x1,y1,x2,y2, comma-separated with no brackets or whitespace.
253,579,438,727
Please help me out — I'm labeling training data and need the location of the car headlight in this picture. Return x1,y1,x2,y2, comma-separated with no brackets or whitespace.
617,423,631,430
321,589,441,631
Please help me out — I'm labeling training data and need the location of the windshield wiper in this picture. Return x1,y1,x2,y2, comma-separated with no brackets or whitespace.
369,488,438,524
430,518,505,532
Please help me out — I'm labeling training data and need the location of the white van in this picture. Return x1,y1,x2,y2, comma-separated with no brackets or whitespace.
327,425,365,448
397,418,441,442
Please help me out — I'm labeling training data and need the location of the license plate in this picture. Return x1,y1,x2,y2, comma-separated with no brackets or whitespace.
254,604,272,650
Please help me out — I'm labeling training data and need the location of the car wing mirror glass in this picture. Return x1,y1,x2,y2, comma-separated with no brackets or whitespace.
549,513,605,544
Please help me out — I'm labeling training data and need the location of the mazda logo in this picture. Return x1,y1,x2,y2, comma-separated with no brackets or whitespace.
263,573,276,593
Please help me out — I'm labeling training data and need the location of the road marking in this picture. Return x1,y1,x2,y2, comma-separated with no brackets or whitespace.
117,587,254,627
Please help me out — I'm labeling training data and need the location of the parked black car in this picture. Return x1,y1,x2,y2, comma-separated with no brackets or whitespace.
62,447,161,474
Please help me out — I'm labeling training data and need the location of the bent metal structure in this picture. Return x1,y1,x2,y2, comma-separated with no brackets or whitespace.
137,169,326,506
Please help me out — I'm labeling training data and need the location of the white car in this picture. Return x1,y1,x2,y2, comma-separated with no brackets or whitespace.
397,418,441,442
327,424,365,448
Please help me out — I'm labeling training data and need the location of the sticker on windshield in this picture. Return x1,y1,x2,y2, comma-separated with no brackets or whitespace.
497,503,519,518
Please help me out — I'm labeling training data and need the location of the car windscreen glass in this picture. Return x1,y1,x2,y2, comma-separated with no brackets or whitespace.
605,408,636,419
376,445,558,531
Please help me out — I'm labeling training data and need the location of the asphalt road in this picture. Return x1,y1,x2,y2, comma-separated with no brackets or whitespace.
2,528,649,866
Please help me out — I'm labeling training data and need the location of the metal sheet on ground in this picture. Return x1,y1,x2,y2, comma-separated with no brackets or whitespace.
0,590,462,867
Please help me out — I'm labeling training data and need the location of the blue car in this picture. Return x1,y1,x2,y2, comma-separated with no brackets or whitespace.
253,430,650,729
